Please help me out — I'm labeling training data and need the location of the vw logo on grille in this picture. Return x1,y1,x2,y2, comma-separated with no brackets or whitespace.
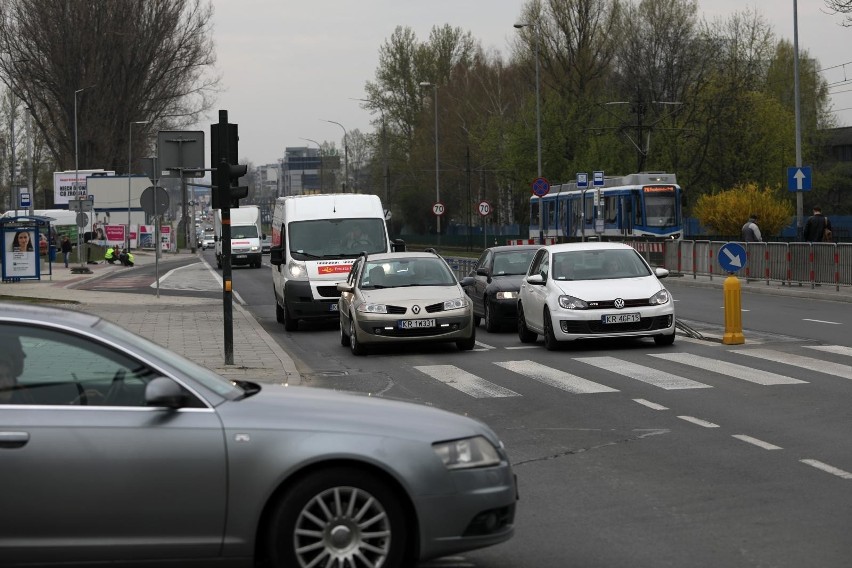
412,305,421,314
614,298,625,309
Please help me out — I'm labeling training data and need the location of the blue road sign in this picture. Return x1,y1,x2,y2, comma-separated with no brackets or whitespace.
593,171,605,186
787,166,812,192
577,172,588,188
19,192,30,208
718,242,747,273
532,177,550,197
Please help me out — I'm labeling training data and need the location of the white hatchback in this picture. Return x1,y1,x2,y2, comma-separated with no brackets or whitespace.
516,242,675,349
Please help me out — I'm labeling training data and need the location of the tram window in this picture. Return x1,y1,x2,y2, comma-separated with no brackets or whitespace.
634,199,644,226
605,196,618,223
584,195,594,223
531,201,540,226
645,195,677,227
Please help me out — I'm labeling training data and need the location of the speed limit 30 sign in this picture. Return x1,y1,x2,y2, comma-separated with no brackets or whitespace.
432,202,445,216
478,201,491,216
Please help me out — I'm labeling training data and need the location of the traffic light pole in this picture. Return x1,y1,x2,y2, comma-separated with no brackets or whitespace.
215,110,235,365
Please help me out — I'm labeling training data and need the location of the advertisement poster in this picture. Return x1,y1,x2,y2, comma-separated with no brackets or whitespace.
138,225,155,249
103,225,126,247
160,225,173,251
52,170,115,205
3,229,37,278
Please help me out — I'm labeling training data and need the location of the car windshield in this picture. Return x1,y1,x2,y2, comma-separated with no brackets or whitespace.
551,249,651,281
289,218,386,260
361,257,456,288
492,250,537,276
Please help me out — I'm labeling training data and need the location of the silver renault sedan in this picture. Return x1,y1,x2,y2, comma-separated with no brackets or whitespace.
0,302,516,567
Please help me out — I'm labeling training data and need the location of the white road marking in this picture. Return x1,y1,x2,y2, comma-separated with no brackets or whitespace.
495,360,618,394
802,319,842,325
733,349,852,380
575,356,712,390
806,345,852,357
505,345,539,350
633,398,668,410
413,365,520,398
473,340,496,351
678,416,719,428
800,459,852,480
732,434,782,450
649,353,807,385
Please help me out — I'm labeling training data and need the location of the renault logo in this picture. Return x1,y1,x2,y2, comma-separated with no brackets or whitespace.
614,298,625,309
412,305,421,314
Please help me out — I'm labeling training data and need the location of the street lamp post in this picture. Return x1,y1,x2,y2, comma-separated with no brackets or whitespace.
350,96,391,213
419,82,440,247
128,120,149,249
74,84,95,266
300,138,324,193
514,22,543,243
322,119,348,192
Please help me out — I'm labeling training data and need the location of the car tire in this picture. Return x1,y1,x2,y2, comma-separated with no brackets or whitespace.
484,300,500,333
543,308,559,351
340,321,350,346
473,315,482,327
654,332,676,346
517,303,537,343
456,326,476,351
266,466,407,568
275,299,285,324
350,316,366,355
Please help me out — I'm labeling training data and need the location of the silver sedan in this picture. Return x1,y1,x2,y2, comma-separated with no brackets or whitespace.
0,302,516,567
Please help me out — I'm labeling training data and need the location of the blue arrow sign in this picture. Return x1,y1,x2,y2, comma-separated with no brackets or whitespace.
787,166,812,192
718,242,747,273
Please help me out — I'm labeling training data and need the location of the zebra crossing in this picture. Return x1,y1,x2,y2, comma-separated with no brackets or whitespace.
414,343,852,399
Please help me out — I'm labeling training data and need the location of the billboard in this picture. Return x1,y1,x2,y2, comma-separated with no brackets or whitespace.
52,170,115,205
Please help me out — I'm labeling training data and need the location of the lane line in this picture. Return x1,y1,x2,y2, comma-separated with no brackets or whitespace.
633,398,668,410
732,434,783,450
413,365,520,398
806,345,852,357
649,353,806,385
800,459,852,480
732,349,852,380
678,416,719,428
505,345,539,350
495,360,618,394
802,318,842,325
575,356,712,390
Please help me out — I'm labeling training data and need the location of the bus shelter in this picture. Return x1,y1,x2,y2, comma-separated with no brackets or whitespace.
0,216,54,282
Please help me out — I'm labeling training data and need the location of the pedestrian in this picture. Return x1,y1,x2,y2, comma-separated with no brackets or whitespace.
104,245,117,264
741,214,762,242
119,248,135,267
803,206,832,242
60,235,72,268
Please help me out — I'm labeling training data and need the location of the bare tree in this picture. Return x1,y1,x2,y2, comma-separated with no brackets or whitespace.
824,0,852,26
0,0,219,175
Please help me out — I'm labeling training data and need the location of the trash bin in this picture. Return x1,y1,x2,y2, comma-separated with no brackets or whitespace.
49,245,57,262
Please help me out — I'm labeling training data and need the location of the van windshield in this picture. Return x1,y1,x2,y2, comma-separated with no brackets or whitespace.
231,226,258,239
289,218,387,259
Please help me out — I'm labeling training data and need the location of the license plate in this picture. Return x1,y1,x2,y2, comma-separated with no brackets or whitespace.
235,254,247,259
329,304,338,312
602,313,640,324
399,319,436,329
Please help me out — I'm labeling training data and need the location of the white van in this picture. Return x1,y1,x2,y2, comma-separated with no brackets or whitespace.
270,193,403,331
214,205,264,269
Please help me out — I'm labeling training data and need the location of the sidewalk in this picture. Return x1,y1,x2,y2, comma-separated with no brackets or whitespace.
0,250,301,385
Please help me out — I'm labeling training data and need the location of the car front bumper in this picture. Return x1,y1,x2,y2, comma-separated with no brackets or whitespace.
549,305,675,341
354,311,474,345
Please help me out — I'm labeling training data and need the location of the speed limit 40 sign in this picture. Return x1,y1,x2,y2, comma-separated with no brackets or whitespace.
432,202,445,216
478,201,491,216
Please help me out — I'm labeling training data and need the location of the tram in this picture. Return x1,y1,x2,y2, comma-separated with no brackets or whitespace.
529,172,683,241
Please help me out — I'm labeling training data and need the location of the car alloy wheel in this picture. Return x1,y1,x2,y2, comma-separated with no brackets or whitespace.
517,304,537,343
350,316,366,356
543,308,559,351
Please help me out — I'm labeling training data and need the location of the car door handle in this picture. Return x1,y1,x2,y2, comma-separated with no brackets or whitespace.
0,431,30,449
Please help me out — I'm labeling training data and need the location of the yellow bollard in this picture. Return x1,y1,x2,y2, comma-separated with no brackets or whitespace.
722,274,745,345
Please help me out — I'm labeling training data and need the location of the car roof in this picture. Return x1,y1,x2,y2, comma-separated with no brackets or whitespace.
486,245,541,253
541,241,636,254
0,301,102,329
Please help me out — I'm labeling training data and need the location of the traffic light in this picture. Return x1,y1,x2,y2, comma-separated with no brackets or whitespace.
210,111,248,209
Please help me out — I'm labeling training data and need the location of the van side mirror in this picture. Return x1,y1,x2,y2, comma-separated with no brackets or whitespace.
392,239,406,252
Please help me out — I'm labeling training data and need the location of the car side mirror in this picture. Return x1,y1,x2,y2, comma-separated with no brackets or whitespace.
270,248,284,266
392,239,406,252
145,377,187,409
337,282,354,293
526,274,544,285
459,276,475,287
476,267,489,276
654,267,670,279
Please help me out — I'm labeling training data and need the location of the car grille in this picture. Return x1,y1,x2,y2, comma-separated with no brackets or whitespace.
561,315,671,334
425,301,445,313
385,305,407,314
317,286,340,298
585,298,652,309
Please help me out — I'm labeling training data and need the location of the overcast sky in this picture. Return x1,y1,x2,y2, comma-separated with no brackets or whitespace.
193,0,851,167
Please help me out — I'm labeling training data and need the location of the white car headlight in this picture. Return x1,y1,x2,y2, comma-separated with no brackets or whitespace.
433,436,501,470
287,259,307,279
496,291,517,300
357,302,388,314
558,295,588,309
249,246,259,252
443,297,467,310
650,289,670,305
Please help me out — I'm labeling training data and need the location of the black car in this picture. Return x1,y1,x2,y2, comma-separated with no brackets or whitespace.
461,245,540,332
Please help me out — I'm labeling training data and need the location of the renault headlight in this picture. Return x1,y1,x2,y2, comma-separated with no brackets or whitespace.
558,295,588,309
443,297,467,310
287,259,307,279
649,289,670,305
433,436,501,470
357,302,388,314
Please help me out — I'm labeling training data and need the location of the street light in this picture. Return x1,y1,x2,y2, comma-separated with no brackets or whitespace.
300,138,324,193
74,84,95,267
419,81,440,246
350,96,391,211
514,22,543,243
128,120,149,248
322,119,348,192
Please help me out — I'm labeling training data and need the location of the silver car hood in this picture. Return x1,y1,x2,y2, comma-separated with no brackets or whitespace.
363,285,462,304
219,384,495,443
551,276,664,300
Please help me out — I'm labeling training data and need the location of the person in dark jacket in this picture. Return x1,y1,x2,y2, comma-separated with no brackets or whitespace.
60,235,73,268
803,206,831,242
742,214,762,242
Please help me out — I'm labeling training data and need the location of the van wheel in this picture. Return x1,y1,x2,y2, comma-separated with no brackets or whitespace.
283,304,298,332
275,301,285,324
517,304,537,343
